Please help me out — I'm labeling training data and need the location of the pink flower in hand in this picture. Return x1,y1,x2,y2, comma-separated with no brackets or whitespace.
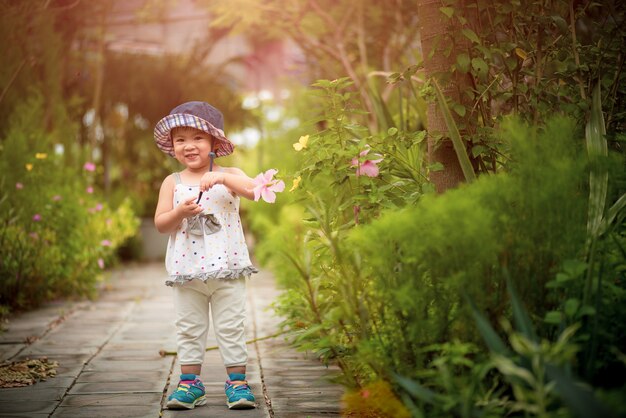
251,169,285,203
351,147,383,177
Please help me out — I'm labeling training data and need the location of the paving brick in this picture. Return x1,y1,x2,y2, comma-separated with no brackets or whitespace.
19,344,99,358
69,380,165,394
271,397,342,414
0,400,57,414
0,262,345,417
58,392,162,407
52,405,160,417
83,357,172,372
0,385,66,402
76,370,171,383
0,344,25,362
162,405,262,418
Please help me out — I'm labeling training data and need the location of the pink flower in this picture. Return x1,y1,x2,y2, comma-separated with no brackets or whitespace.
351,147,383,177
88,203,103,213
84,162,96,172
52,195,62,201
100,239,111,247
98,258,105,269
29,232,39,240
86,186,94,194
33,214,42,222
15,182,23,189
251,169,285,203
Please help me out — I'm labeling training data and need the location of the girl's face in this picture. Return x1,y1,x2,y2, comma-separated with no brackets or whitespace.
171,127,214,170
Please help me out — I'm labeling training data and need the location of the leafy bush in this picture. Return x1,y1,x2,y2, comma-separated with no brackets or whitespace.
261,112,625,415
0,95,139,313
347,117,586,364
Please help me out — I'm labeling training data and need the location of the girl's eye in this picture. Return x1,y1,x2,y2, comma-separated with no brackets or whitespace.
194,137,203,141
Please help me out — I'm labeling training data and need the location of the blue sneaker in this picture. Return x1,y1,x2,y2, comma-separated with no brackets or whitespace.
167,374,207,409
225,373,256,409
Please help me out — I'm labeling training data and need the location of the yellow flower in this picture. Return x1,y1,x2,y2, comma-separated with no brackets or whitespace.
289,176,301,192
35,153,48,159
25,163,33,171
293,135,309,151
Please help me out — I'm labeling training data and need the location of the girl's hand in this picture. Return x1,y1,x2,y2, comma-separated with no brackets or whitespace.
200,172,226,192
176,196,204,218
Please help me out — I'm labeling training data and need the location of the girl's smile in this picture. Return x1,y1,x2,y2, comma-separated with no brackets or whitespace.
171,127,214,170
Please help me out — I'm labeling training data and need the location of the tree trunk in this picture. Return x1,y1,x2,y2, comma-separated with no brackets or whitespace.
417,0,470,193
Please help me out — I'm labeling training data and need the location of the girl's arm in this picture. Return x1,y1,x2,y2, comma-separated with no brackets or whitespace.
199,168,256,200
154,175,203,233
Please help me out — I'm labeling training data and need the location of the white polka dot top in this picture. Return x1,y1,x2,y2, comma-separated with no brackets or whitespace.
164,172,258,286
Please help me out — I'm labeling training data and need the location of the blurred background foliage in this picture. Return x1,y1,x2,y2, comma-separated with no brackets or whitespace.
1,0,625,416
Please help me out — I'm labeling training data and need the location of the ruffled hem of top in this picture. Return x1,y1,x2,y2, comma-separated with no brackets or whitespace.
165,265,259,286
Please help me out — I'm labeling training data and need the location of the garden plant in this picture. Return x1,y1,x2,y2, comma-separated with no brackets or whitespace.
0,1,624,416
230,0,626,416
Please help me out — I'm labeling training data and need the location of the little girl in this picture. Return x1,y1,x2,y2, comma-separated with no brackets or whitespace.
153,101,257,410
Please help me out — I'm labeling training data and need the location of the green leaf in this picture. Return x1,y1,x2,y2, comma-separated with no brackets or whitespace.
546,280,563,289
452,103,466,117
585,83,608,241
506,271,538,342
439,6,454,18
579,306,597,317
393,373,438,404
312,79,333,88
422,183,435,194
462,28,480,44
545,364,614,418
367,77,396,132
564,298,580,317
493,355,536,386
599,192,626,235
456,53,471,73
563,259,587,277
428,162,444,172
467,297,510,356
505,56,518,70
471,57,489,78
432,79,476,183
471,144,486,158
544,311,563,325
388,72,402,83
556,272,573,282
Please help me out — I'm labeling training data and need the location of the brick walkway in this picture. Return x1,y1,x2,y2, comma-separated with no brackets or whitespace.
0,263,343,417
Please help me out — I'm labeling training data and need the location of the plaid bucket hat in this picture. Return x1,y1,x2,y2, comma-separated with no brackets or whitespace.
154,101,235,158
